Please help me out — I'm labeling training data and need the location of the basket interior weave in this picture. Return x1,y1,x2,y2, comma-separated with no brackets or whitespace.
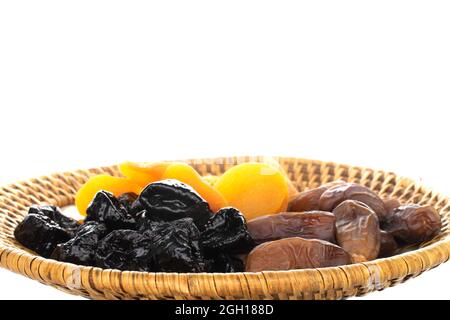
0,156,449,300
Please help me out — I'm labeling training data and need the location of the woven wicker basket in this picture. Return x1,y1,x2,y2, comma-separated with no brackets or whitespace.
0,156,449,300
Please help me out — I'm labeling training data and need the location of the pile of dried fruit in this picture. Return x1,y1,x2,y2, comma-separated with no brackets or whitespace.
245,181,441,272
14,161,442,273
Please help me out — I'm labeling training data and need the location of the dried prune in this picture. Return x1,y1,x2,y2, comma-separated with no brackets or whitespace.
333,200,380,262
206,253,244,273
145,218,205,272
117,192,139,212
379,230,398,258
29,205,80,237
138,179,213,229
85,190,137,230
200,207,254,254
95,230,153,271
129,199,145,217
247,211,336,245
287,181,345,212
384,198,401,215
51,221,108,265
14,214,71,258
382,204,441,244
319,183,387,220
117,193,146,220
162,162,227,212
245,237,351,272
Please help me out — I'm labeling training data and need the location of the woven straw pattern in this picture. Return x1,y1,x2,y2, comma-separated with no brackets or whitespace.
0,156,449,300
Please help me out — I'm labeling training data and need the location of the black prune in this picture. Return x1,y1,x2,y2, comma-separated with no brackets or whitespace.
51,221,108,266
200,207,254,254
95,230,153,271
138,179,213,229
129,199,144,215
85,191,137,230
206,253,244,273
117,192,139,212
118,193,146,223
145,218,205,272
382,204,442,244
29,205,80,237
14,214,71,258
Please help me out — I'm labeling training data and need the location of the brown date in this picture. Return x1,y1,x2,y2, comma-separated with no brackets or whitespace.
319,183,387,220
287,180,346,212
247,211,336,245
333,200,381,262
384,198,401,215
378,230,398,258
382,204,441,244
245,237,351,272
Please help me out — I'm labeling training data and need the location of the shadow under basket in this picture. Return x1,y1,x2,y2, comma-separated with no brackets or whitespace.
0,156,449,300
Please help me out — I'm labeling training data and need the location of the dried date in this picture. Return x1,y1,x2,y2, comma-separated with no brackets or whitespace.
382,204,441,244
319,183,387,220
383,198,401,215
245,237,351,272
333,200,381,262
247,211,336,245
287,180,345,212
379,230,398,258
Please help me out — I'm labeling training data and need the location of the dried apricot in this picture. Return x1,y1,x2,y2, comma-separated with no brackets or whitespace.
162,163,227,212
75,175,142,216
119,161,170,186
260,157,299,202
203,175,219,187
214,163,289,220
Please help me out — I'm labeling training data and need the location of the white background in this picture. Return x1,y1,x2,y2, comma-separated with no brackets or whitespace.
0,1,449,299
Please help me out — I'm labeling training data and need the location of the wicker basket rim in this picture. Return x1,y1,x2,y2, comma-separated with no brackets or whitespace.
1,236,449,276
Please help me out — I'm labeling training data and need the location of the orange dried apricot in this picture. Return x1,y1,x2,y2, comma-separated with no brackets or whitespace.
162,163,227,212
260,157,299,202
202,175,219,187
214,163,289,220
75,175,142,216
119,161,170,186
